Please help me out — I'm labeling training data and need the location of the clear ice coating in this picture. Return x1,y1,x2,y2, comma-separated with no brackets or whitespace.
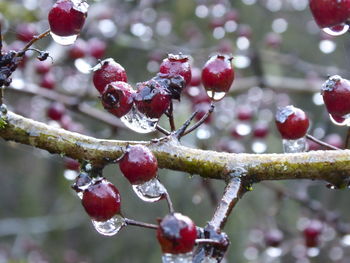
162,252,193,263
282,137,307,153
120,106,158,133
132,178,166,202
206,90,226,101
50,32,78,45
329,113,350,126
92,214,126,236
63,170,78,181
322,24,350,36
71,0,89,13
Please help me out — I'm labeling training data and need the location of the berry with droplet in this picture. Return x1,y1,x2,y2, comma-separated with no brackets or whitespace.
275,105,309,140
321,75,350,121
48,0,89,37
101,82,134,118
159,53,191,86
82,179,121,222
47,102,65,121
202,54,234,99
119,145,158,185
156,213,197,254
309,0,350,28
93,58,128,94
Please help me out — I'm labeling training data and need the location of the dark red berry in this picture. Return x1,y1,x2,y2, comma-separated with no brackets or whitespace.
48,0,89,37
35,60,52,75
82,180,121,222
134,80,171,119
88,38,106,59
275,105,309,140
309,0,350,28
253,122,269,138
201,54,234,100
40,73,55,89
69,39,87,59
101,82,134,118
264,229,284,247
16,23,37,42
156,213,197,254
119,145,158,185
303,220,323,247
64,157,80,170
237,106,253,121
321,75,350,121
47,102,65,121
92,58,128,94
159,54,191,86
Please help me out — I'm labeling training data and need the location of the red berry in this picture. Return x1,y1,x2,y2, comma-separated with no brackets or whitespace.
16,23,37,42
201,54,234,100
134,80,171,119
303,220,323,247
64,157,80,170
88,38,106,59
35,60,52,75
82,180,121,222
309,0,350,28
275,105,309,140
47,102,65,121
237,106,253,121
101,82,134,118
119,145,158,185
253,122,269,138
264,229,283,247
156,213,197,254
69,39,87,59
92,58,128,94
159,54,192,86
321,75,350,121
48,0,89,37
40,73,55,89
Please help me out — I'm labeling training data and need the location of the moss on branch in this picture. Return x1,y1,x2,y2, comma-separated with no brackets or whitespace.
1,111,350,185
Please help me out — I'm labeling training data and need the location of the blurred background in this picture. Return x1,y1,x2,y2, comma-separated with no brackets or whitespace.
1,0,350,262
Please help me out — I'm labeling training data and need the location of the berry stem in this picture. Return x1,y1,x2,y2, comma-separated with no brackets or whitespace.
173,110,198,139
15,29,51,58
156,124,171,136
124,218,158,230
345,127,350,149
163,191,175,214
183,103,215,136
167,102,176,131
306,134,340,150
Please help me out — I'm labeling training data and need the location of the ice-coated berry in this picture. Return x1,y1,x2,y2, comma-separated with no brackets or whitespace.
159,54,191,86
93,58,128,94
321,75,350,120
275,105,309,140
156,213,197,254
134,79,171,119
202,54,234,98
47,102,65,121
48,0,89,37
119,145,158,185
82,180,121,222
101,82,134,118
309,0,350,28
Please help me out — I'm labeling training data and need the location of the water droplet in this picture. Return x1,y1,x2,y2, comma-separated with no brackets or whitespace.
50,32,78,46
74,58,92,74
92,214,126,236
206,90,226,101
120,106,157,133
322,24,349,36
251,140,267,153
63,169,78,180
132,178,166,202
162,252,193,263
266,247,282,258
282,137,307,153
329,113,350,126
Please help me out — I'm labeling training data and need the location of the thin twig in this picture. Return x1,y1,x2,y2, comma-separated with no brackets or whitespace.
306,134,340,150
173,110,198,139
183,103,215,136
163,191,175,214
156,124,171,136
124,218,158,230
167,101,176,131
15,29,51,57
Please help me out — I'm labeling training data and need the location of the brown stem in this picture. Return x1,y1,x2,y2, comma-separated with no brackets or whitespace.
124,218,158,230
183,103,215,136
306,134,340,150
167,102,176,131
174,110,198,139
156,125,171,136
16,29,51,57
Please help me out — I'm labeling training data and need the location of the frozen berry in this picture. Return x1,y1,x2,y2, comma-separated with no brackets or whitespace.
275,105,309,140
93,58,128,94
69,39,87,59
16,23,37,42
156,213,197,254
202,54,234,100
159,54,191,86
119,145,158,185
47,102,65,121
101,82,134,118
303,220,323,247
48,0,89,37
88,38,106,59
134,79,171,119
309,0,350,28
35,60,52,75
321,75,350,121
82,180,121,222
